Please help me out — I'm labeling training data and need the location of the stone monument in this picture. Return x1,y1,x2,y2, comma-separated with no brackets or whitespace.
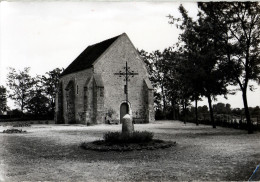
122,114,134,135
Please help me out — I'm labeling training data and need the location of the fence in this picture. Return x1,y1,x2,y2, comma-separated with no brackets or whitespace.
187,113,260,131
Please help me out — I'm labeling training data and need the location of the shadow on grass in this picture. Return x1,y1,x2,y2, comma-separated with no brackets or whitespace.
225,153,260,181
157,126,246,131
156,131,248,139
1,134,177,164
157,127,213,131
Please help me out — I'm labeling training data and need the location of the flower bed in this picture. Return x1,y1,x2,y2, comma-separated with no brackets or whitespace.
81,131,176,152
81,139,176,152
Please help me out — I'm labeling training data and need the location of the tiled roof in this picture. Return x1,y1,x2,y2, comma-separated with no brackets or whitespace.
61,35,120,76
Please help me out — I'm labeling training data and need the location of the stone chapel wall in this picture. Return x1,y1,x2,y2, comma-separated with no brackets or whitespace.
60,69,93,124
93,80,105,124
94,34,153,123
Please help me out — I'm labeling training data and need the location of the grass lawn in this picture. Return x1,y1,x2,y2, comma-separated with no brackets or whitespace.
0,120,259,181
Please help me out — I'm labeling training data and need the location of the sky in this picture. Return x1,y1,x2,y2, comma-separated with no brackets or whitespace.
0,1,259,109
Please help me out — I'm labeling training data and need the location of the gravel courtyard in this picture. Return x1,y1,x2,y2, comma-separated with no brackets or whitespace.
0,120,259,181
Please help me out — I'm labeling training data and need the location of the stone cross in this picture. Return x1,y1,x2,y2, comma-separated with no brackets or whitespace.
114,61,138,102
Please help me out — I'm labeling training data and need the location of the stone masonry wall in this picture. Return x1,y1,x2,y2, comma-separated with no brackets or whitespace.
93,81,105,124
84,77,94,124
94,34,154,123
60,69,93,124
146,85,155,123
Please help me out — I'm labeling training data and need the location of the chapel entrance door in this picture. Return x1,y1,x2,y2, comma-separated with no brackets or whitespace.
120,103,129,123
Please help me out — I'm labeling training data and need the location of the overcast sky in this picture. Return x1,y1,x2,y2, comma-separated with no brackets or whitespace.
0,1,259,109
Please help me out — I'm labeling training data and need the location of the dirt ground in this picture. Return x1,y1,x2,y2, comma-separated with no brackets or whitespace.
0,120,259,181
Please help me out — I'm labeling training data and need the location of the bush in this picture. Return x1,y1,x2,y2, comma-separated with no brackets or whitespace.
81,139,176,152
3,129,26,133
103,131,154,144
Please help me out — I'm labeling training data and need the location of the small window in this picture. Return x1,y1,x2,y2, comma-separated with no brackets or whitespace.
77,85,79,94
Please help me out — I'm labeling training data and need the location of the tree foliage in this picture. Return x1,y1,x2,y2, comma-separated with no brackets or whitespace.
198,2,260,133
168,4,234,128
6,67,62,118
141,2,259,130
25,76,49,116
139,48,183,120
6,67,35,113
41,68,63,115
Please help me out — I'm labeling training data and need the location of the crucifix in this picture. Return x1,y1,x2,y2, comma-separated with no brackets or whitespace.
114,61,138,103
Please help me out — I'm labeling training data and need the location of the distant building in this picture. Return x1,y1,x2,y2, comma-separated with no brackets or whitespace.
55,33,154,125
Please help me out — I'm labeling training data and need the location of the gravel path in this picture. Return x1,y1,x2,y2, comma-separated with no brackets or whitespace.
0,120,259,181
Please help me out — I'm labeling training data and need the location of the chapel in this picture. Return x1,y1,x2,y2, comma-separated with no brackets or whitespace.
55,33,154,125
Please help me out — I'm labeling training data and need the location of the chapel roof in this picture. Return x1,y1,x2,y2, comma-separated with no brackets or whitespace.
61,34,121,76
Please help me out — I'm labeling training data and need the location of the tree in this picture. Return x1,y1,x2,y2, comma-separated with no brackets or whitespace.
0,85,7,114
162,48,183,121
198,2,260,133
174,49,202,125
139,50,169,118
140,48,185,120
225,104,232,114
26,76,49,117
139,50,162,112
168,6,204,125
41,68,63,116
213,102,232,114
151,50,169,119
6,67,35,114
232,108,242,116
26,90,49,116
252,106,260,115
198,105,209,114
169,5,232,128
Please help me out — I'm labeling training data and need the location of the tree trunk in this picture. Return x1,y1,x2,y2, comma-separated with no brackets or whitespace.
177,106,180,120
161,85,166,119
21,101,24,118
195,98,199,126
207,95,216,128
172,99,176,120
242,89,253,134
183,102,187,124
